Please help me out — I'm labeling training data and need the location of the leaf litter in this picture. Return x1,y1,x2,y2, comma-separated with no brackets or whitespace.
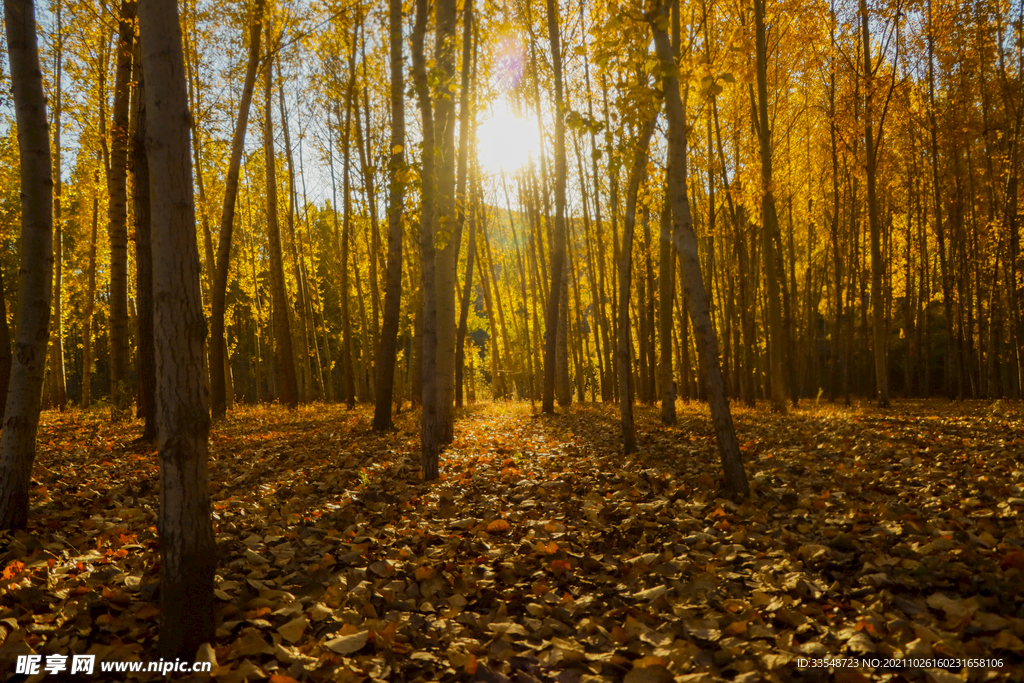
0,399,1022,682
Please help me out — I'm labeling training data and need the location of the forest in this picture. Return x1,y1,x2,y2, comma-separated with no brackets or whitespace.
0,0,1022,679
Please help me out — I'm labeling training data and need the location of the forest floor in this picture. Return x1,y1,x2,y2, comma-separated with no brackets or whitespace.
0,399,1023,683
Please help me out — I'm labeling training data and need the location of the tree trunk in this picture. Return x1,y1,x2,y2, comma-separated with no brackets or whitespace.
132,45,156,441
751,0,788,413
138,0,216,656
412,0,440,479
456,167,478,409
0,267,10,422
278,63,313,403
651,2,749,497
432,0,459,442
48,1,67,411
926,0,959,399
542,0,568,414
82,168,99,408
210,0,264,419
659,171,676,422
618,115,657,455
107,0,135,416
181,10,224,409
263,53,299,409
861,0,889,407
373,0,406,430
340,31,359,407
453,0,475,411
0,0,53,530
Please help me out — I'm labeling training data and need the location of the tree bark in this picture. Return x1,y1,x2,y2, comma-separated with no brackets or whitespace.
751,0,788,413
0,0,53,530
138,0,216,656
542,0,567,414
658,171,676,422
651,2,750,497
433,0,459,442
454,0,475,411
412,0,440,478
618,115,657,455
861,0,889,407
82,168,99,408
210,0,264,419
133,45,156,441
47,0,67,411
340,30,359,407
107,0,135,415
263,54,299,409
456,167,478,409
0,267,10,422
373,0,406,430
279,62,314,403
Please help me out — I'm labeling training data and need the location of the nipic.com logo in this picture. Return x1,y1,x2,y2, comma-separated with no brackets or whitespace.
15,654,213,676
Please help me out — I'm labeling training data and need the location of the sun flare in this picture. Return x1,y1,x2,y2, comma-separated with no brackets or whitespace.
476,106,540,175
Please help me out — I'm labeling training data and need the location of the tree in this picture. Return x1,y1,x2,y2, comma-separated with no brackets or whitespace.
372,0,406,431
412,0,440,478
617,113,657,454
541,0,567,414
210,0,265,420
264,54,299,409
861,0,891,408
132,44,155,441
137,0,217,657
106,0,135,416
649,1,749,497
433,0,459,442
0,0,54,528
0,267,10,422
751,0,789,413
47,0,67,410
454,0,476,411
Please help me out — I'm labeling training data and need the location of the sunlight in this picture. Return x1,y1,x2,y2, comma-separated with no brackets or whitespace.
476,105,540,175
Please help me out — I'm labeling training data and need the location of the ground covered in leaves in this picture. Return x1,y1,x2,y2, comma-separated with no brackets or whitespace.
1,399,1023,682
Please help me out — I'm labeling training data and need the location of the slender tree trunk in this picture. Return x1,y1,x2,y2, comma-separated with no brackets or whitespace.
138,0,216,656
48,1,67,410
132,46,156,441
181,7,225,409
651,2,749,497
0,0,53,529
373,0,406,430
618,116,656,454
456,167,478,409
0,267,10,422
454,0,475,410
927,0,958,399
412,0,440,478
659,170,676,421
298,137,330,400
751,0,788,413
355,66,381,393
643,207,657,402
432,0,459,442
278,64,313,403
475,225,501,398
263,53,299,409
82,169,99,408
861,0,889,407
541,0,568,414
106,0,135,415
210,0,264,419
340,31,359,407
